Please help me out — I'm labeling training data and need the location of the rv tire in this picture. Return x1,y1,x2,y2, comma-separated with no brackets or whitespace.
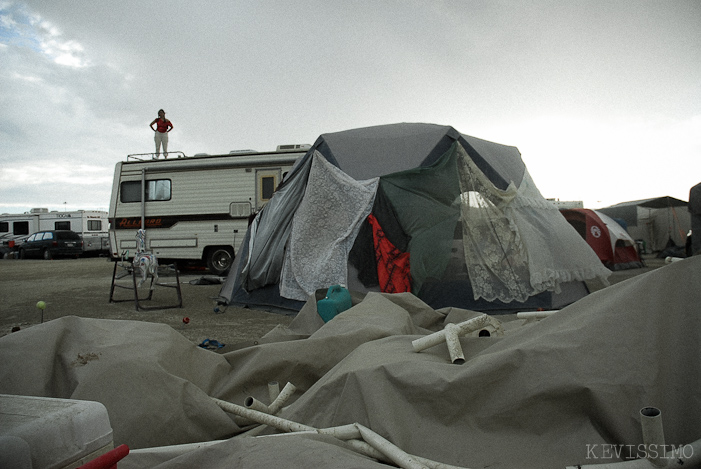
206,247,234,276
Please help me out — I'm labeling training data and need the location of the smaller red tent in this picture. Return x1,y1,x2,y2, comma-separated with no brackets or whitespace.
560,209,643,271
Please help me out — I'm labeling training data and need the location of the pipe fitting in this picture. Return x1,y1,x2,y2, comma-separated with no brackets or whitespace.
244,396,270,414
268,381,280,402
268,382,297,415
412,314,500,353
444,323,465,365
640,407,665,467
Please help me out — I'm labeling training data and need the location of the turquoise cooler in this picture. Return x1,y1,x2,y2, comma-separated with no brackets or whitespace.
317,285,352,322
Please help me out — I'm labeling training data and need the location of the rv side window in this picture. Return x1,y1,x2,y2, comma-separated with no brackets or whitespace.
13,221,29,235
120,180,172,203
88,220,102,231
261,176,276,201
55,221,70,231
0,222,8,233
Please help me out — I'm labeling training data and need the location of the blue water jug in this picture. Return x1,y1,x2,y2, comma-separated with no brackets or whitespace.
317,285,352,322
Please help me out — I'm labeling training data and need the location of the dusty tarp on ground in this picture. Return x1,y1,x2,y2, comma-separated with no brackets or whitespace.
1,257,700,468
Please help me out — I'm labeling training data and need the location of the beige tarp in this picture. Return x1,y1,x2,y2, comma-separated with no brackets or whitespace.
1,257,699,468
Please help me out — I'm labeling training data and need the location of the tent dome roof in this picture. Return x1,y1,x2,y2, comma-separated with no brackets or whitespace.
311,122,525,190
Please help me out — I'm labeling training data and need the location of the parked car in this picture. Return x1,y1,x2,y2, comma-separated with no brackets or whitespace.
18,230,83,260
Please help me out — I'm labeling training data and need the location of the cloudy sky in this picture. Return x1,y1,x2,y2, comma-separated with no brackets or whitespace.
1,0,699,215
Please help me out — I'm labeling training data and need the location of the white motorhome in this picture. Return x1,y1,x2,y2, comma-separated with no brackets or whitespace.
0,208,109,254
108,146,310,275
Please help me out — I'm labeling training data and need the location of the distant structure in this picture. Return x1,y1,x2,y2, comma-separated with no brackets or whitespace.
598,197,689,253
547,199,584,209
0,208,109,255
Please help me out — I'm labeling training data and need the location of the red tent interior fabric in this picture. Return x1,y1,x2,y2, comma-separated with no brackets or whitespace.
368,214,411,293
560,209,642,271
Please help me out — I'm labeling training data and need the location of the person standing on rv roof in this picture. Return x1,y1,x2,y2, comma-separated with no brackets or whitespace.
150,109,173,159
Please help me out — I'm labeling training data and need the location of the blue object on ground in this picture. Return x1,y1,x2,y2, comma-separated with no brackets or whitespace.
198,339,225,350
317,285,352,322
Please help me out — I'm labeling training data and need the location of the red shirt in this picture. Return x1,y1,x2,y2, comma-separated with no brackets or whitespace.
155,119,173,133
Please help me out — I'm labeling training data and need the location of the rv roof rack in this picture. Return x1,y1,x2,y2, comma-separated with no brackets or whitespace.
276,144,312,152
127,151,187,161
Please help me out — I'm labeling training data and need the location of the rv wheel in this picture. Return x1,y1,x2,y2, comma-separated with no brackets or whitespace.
207,247,234,276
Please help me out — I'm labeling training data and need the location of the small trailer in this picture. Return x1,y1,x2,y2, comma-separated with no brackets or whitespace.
107,146,309,275
0,208,109,255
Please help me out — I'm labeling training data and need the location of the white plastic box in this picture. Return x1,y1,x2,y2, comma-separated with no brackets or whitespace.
0,394,114,469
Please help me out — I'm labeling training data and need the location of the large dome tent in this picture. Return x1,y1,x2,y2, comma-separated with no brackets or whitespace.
218,123,610,314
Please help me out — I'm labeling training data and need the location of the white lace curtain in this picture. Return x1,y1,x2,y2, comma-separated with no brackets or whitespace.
457,144,609,303
280,153,379,301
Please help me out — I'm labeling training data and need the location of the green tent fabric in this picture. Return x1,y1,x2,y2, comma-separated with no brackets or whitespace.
379,142,462,293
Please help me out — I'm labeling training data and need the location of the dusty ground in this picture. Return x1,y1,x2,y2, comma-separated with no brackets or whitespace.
0,257,294,352
0,255,666,352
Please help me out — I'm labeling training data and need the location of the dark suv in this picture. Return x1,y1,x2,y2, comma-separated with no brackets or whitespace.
18,230,83,260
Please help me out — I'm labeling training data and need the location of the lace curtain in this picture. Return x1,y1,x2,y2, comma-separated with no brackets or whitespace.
457,144,610,302
506,171,611,292
456,145,533,302
280,154,378,301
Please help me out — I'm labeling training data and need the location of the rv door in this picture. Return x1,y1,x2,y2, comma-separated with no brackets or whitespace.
255,169,281,211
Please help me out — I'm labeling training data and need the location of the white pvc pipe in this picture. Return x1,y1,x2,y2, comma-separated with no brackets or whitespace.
516,310,558,320
343,438,393,463
217,397,469,468
244,396,270,414
317,424,361,440
251,424,390,463
412,315,500,353
355,424,428,469
268,381,280,402
253,424,362,441
228,410,470,469
235,382,297,437
444,324,465,365
268,382,297,415
236,396,271,427
255,424,469,468
640,407,665,467
212,398,314,433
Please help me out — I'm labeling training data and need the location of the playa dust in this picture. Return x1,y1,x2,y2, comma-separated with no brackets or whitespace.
0,257,293,352
0,255,664,352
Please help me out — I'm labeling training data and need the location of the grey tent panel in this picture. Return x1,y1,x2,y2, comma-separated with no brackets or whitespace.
314,123,525,190
460,134,525,190
314,123,455,180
